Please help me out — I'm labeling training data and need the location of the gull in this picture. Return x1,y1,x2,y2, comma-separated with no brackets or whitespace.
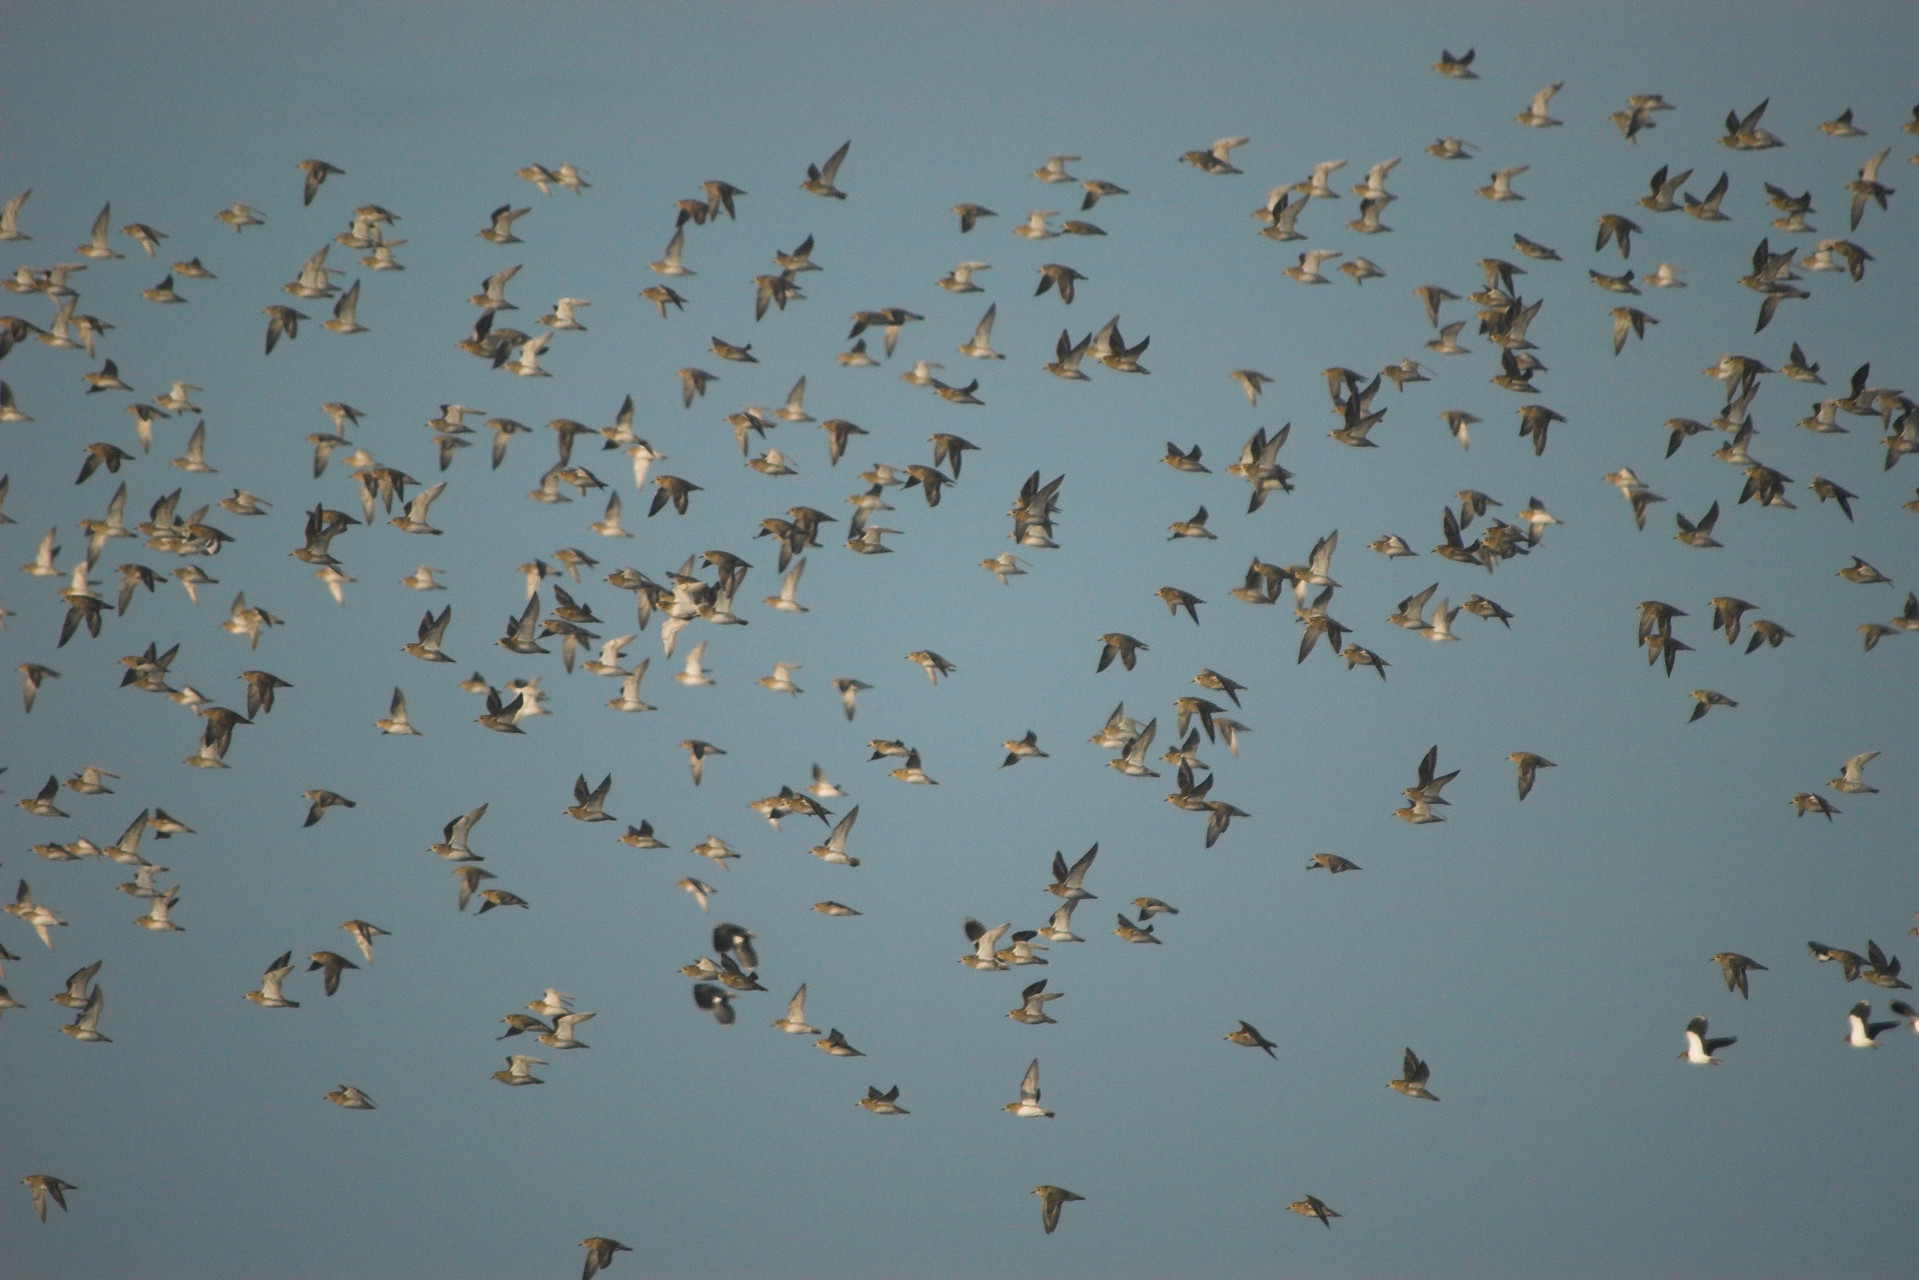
1008,979,1062,1024
1289,1197,1341,1229
1516,83,1563,127
1478,166,1528,201
954,203,996,232
858,1085,908,1115
1847,1001,1899,1048
1035,1186,1083,1235
1712,953,1767,999
325,1086,375,1110
23,1176,76,1222
801,140,851,197
1225,1020,1277,1057
684,740,724,787
1182,136,1249,174
773,985,819,1035
246,952,300,1008
1390,1048,1439,1100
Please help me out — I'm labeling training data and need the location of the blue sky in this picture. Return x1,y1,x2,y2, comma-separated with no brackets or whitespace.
2,4,1916,1277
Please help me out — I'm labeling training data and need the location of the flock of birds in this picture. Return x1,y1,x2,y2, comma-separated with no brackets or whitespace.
2,45,1917,1273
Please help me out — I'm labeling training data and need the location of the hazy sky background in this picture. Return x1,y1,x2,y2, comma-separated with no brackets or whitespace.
2,3,1915,1277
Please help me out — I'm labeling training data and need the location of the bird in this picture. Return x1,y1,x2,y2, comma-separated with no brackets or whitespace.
1225,1020,1276,1057
801,139,851,197
1034,1185,1083,1234
1390,1048,1439,1100
1508,753,1555,801
1846,1001,1899,1048
1680,1016,1735,1065
1006,1058,1054,1118
1712,953,1767,999
23,1175,77,1222
580,1237,632,1280
1008,979,1062,1024
857,1085,908,1115
1829,752,1879,794
1289,1197,1341,1229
